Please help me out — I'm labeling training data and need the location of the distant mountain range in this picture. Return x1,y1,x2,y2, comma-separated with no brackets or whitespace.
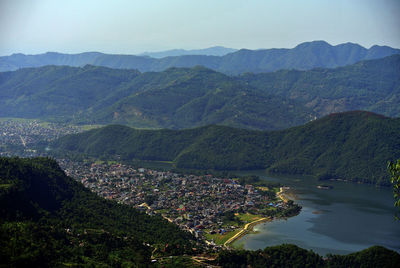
139,46,237,58
51,111,400,185
1,41,399,74
0,55,399,130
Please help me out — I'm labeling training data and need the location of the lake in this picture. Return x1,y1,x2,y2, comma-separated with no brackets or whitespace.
233,171,400,256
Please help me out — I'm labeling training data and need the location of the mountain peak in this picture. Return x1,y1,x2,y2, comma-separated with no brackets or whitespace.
294,40,332,49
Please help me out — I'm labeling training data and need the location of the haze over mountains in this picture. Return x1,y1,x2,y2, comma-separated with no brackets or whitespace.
1,41,399,74
139,46,237,58
0,55,399,130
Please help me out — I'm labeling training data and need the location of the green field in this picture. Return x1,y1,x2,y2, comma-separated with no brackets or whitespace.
204,229,241,245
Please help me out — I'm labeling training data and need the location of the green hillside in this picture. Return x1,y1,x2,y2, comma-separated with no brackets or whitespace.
0,157,196,266
95,66,313,130
51,111,400,185
240,54,400,117
0,64,314,130
0,65,141,121
1,55,399,130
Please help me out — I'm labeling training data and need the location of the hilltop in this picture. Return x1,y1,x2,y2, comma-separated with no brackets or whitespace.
51,111,400,185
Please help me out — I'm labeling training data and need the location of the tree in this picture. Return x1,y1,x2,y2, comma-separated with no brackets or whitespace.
388,159,400,220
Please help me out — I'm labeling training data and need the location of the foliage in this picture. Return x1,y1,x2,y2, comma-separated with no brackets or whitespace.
388,159,400,219
51,111,400,185
326,246,400,268
215,244,400,268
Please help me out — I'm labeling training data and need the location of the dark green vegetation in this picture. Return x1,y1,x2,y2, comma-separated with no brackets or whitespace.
240,53,400,117
1,41,399,74
215,244,400,268
388,159,400,218
1,55,400,130
0,157,196,267
0,63,314,130
51,111,400,185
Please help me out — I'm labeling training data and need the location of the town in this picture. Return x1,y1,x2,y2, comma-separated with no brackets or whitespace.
0,119,83,157
0,119,301,247
59,159,301,247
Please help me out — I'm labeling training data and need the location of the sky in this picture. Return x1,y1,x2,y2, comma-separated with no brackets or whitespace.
0,0,399,56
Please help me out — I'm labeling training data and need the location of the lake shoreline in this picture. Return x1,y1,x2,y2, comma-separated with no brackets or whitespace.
225,186,299,248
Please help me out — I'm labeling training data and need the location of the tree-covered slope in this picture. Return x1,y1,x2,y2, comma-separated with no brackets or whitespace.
0,64,314,130
0,157,196,266
1,41,398,74
215,244,400,268
51,111,400,185
0,55,399,129
0,64,140,120
95,66,314,129
239,54,400,117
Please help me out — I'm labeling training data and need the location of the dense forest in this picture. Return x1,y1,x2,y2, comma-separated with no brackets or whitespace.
51,111,400,185
215,244,400,268
0,54,399,130
0,157,196,266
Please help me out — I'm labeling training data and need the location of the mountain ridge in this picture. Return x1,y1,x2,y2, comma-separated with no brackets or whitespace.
1,41,399,74
139,45,237,58
50,111,400,185
1,55,399,130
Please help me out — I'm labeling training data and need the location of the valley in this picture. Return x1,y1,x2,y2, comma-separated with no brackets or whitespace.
2,0,400,266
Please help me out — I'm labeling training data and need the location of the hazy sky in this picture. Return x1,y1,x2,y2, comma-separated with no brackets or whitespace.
0,0,399,56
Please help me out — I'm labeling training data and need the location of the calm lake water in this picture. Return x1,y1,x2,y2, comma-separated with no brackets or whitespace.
233,171,400,256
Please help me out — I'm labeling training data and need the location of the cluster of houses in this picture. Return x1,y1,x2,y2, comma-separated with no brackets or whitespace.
59,159,287,243
0,120,81,157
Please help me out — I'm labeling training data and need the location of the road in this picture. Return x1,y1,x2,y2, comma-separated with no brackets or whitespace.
223,217,267,247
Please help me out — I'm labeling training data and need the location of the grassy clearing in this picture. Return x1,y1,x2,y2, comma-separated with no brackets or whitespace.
204,229,241,245
237,213,263,223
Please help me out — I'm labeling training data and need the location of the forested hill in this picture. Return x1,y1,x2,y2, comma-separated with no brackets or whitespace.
51,111,400,185
1,55,400,130
0,64,315,130
1,41,399,74
0,157,196,266
239,53,400,118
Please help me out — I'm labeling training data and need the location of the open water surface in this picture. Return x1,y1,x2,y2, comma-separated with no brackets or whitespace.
233,171,400,255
